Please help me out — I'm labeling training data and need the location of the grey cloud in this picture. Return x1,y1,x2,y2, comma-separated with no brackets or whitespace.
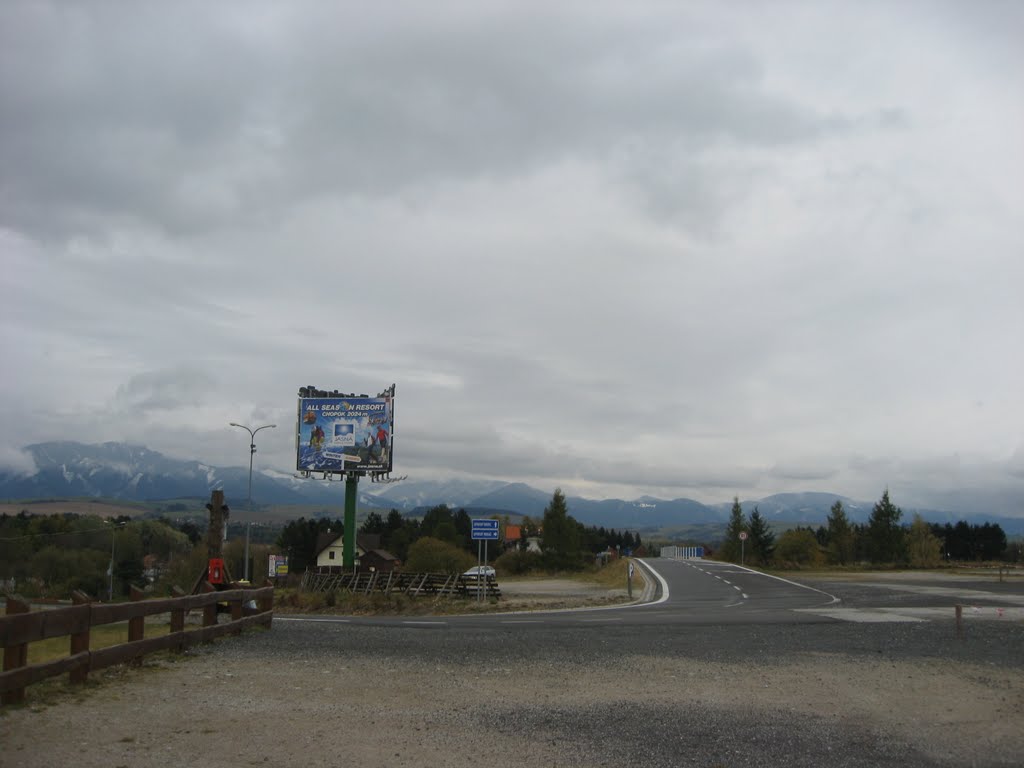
1,2,855,241
114,367,216,412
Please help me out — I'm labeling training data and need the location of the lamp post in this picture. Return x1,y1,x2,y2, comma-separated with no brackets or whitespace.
229,422,277,581
106,520,125,601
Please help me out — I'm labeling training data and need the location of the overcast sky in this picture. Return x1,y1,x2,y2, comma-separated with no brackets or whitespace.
2,1,1022,510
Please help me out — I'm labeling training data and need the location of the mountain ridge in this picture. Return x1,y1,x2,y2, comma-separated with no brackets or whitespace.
2,441,1020,533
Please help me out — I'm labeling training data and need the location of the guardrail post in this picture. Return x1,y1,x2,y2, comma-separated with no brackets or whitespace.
2,595,30,705
69,590,93,684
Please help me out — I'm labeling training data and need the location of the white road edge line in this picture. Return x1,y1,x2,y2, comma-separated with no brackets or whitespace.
726,562,840,604
634,559,671,606
275,617,350,623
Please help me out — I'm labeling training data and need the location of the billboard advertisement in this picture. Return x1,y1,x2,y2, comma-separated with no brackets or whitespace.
296,394,393,474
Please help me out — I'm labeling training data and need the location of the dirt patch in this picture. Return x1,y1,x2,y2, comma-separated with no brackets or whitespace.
494,577,631,611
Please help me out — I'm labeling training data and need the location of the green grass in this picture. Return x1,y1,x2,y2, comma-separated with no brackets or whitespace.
26,622,172,665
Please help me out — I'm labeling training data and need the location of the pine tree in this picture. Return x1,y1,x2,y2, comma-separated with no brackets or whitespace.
541,488,582,570
826,500,856,565
867,489,905,563
359,511,384,535
720,497,747,563
747,506,775,566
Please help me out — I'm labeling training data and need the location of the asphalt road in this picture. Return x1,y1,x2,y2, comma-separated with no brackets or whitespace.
239,560,1023,767
278,557,1024,630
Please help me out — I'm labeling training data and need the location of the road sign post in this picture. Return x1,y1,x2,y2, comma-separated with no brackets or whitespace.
739,530,748,566
471,520,499,603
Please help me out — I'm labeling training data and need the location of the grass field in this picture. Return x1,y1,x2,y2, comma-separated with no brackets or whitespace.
26,622,172,665
0,500,150,518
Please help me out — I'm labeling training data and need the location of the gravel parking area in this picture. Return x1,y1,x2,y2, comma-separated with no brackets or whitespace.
2,576,1022,767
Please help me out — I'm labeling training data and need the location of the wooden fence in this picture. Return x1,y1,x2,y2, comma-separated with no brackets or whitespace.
1,583,274,706
301,570,501,599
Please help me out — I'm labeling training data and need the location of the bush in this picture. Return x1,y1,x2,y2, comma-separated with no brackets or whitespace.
494,549,544,575
773,529,824,568
405,536,476,574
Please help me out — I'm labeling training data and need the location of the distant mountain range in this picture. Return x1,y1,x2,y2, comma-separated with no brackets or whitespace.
2,441,1021,534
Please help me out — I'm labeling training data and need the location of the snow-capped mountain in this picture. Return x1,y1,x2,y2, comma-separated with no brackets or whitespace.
2,442,1020,533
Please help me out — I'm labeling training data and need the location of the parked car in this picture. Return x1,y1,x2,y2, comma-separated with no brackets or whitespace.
463,566,496,579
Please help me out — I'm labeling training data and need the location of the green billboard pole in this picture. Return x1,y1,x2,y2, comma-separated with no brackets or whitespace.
344,473,359,569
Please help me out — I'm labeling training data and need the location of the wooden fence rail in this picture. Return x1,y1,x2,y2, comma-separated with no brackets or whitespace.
1,583,274,706
300,570,501,599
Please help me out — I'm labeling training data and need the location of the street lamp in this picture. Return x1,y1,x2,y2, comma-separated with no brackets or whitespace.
229,422,276,581
106,520,125,601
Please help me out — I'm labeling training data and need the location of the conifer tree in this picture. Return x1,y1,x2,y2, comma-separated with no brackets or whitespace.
541,488,582,570
867,489,905,563
747,506,775,566
720,496,747,563
826,500,856,565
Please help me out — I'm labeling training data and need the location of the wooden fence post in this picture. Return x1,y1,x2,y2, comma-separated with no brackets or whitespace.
230,589,243,633
201,581,217,639
69,590,93,684
2,595,31,706
261,580,274,627
170,586,186,652
128,586,146,666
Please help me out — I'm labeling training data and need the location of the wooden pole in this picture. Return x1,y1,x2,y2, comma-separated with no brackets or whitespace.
128,586,146,666
170,586,186,651
201,581,218,638
2,596,30,705
69,590,93,684
206,489,227,561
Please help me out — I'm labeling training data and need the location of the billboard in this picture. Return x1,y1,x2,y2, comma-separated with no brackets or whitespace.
296,394,393,474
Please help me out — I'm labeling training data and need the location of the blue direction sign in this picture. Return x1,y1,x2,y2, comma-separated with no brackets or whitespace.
471,519,499,540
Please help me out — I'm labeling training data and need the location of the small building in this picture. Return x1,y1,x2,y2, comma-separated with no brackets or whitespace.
314,532,398,573
359,549,401,573
315,532,380,569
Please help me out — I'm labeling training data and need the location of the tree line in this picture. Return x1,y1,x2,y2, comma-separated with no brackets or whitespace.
275,489,642,575
718,490,1012,567
0,511,193,599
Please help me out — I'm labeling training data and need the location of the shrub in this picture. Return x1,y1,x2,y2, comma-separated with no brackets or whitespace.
494,549,544,575
773,529,824,568
404,536,476,574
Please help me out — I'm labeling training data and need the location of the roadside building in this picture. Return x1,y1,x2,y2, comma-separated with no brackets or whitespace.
314,532,399,573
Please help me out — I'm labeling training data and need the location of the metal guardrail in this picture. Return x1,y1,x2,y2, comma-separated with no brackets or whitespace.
659,546,704,559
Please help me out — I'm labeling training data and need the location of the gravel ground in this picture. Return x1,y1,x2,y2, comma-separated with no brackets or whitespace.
2,580,1022,768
